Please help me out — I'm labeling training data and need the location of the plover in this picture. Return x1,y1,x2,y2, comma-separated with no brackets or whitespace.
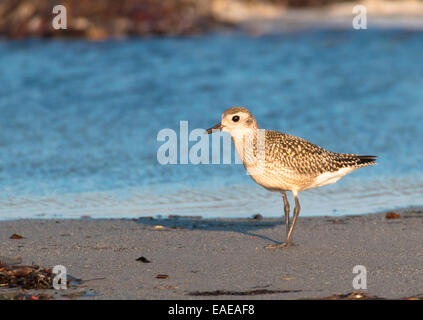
206,107,377,249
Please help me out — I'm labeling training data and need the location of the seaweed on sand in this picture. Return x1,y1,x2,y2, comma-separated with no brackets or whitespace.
0,264,53,289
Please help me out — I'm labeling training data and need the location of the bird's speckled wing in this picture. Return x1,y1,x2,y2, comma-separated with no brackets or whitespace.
264,130,376,175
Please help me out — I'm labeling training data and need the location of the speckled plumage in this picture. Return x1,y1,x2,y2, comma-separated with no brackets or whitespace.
264,130,375,174
235,129,376,192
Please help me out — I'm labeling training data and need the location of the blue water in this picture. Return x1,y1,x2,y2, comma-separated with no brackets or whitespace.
1,29,423,219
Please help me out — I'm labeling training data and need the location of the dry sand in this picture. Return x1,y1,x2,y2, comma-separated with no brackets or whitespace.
1,208,423,299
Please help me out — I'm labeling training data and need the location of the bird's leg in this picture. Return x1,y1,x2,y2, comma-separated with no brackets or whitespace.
265,192,300,249
285,193,300,244
281,192,290,235
265,192,290,249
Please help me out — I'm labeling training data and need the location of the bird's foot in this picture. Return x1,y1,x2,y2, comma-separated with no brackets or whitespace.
264,242,295,249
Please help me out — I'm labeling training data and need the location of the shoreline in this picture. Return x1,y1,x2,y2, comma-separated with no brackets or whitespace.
2,177,423,221
1,207,422,299
0,203,422,221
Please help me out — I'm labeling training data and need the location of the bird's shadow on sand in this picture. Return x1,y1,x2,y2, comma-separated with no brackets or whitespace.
134,217,283,245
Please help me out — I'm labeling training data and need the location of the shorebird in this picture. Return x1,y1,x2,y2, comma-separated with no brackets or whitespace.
206,107,377,249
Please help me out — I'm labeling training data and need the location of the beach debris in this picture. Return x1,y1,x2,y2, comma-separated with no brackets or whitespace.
133,216,154,222
154,225,165,230
252,214,263,220
156,274,169,279
136,256,151,263
386,212,400,219
319,291,384,300
403,293,423,300
0,264,81,290
326,218,346,224
67,274,84,286
169,215,202,219
61,287,99,299
9,233,24,239
0,262,85,300
82,277,105,283
61,291,88,299
188,289,302,296
0,264,52,289
251,284,271,289
0,292,55,300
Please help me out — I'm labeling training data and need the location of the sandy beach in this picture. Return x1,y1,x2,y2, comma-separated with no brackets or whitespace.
1,208,423,300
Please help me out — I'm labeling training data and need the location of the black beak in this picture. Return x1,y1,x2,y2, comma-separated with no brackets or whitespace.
206,122,222,134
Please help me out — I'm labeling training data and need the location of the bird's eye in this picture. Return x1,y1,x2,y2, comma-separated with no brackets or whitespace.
232,115,240,122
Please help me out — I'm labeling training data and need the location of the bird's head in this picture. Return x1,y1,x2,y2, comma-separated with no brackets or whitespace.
206,107,259,136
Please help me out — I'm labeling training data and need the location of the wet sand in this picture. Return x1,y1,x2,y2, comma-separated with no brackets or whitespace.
1,208,423,299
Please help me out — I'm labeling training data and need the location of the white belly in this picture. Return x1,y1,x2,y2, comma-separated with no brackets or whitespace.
307,167,356,189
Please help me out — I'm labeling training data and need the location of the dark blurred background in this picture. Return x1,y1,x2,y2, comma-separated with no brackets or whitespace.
1,0,422,39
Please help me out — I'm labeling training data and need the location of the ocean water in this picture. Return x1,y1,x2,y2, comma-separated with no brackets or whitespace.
0,29,422,219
